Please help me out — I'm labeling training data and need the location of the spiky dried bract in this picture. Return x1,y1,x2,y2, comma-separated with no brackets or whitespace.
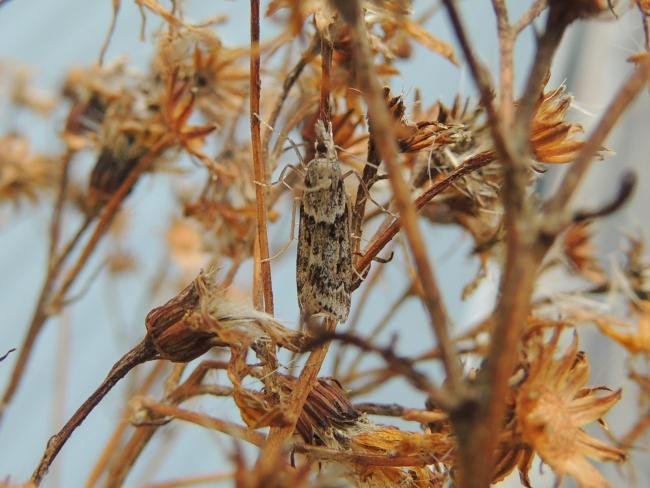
297,120,352,322
516,330,626,487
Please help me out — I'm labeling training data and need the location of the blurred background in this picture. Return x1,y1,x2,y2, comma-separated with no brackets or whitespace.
0,0,648,486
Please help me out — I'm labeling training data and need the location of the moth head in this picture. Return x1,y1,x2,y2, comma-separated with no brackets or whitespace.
314,119,338,162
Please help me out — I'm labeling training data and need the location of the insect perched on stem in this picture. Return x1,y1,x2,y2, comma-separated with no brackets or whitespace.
296,120,352,323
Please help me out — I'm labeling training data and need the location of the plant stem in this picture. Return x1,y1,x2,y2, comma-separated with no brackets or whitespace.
250,0,274,315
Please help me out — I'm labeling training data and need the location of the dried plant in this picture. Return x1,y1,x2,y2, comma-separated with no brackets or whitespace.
1,1,650,487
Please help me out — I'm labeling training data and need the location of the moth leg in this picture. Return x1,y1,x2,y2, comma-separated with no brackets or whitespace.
262,196,300,262
255,163,305,191
343,169,398,220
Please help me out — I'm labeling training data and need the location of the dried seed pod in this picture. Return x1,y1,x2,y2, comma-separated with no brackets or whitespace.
88,130,148,206
296,377,360,445
145,277,217,362
296,120,352,322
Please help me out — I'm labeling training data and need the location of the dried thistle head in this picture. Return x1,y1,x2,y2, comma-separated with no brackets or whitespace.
516,329,626,486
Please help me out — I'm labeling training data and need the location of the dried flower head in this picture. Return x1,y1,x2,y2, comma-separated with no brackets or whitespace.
530,86,591,164
0,134,58,206
516,329,626,487
593,300,650,354
562,221,606,284
146,270,306,363
152,27,248,126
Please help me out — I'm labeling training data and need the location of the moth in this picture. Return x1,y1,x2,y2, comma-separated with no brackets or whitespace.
296,120,352,323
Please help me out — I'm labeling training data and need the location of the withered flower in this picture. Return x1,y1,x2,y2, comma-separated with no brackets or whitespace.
62,60,128,149
0,134,58,206
267,0,457,65
562,221,606,284
381,88,469,155
623,236,650,299
145,276,216,362
153,27,248,126
146,270,306,362
166,217,207,276
181,145,258,262
516,330,626,487
294,377,453,486
593,300,650,354
530,86,592,164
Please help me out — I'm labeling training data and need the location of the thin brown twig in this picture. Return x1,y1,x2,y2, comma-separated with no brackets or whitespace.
305,330,453,410
491,0,515,125
353,150,496,286
354,402,448,424
85,361,167,488
48,148,74,267
141,471,235,488
250,0,274,315
254,317,336,475
104,360,230,487
351,118,381,260
442,0,512,161
32,338,159,485
513,2,573,147
514,0,548,34
140,401,266,446
319,34,332,122
262,35,319,157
